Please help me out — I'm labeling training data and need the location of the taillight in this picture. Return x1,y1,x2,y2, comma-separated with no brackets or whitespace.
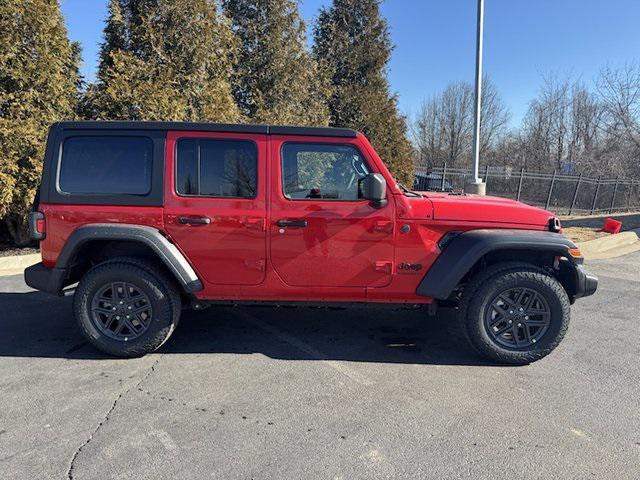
28,211,46,241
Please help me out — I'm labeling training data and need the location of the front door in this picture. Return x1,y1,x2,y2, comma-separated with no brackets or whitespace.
163,131,267,286
269,136,395,288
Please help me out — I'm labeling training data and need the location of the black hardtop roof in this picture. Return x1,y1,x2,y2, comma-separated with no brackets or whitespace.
54,121,358,138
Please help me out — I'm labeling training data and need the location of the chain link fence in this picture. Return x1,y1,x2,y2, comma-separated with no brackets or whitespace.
415,165,640,215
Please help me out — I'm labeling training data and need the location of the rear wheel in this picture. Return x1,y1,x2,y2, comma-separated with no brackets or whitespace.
460,264,570,365
74,258,181,357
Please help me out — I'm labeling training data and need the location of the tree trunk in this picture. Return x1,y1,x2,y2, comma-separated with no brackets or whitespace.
5,215,34,247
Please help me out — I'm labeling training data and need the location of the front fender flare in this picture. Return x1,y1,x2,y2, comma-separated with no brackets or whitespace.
416,229,577,299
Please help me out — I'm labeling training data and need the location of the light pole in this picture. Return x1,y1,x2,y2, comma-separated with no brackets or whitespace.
469,0,487,195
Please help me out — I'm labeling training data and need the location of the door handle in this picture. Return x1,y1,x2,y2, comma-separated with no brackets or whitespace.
373,221,394,233
276,219,308,228
178,216,211,225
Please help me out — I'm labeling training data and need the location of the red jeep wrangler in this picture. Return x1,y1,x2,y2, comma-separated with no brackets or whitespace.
25,121,597,364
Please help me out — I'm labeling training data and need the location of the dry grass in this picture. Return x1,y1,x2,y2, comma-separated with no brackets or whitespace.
561,212,640,231
561,212,640,243
563,227,609,243
0,243,39,257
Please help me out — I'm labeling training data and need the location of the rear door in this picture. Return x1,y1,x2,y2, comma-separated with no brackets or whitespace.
163,131,267,286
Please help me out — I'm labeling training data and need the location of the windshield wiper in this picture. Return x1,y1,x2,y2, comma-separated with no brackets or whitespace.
397,182,421,197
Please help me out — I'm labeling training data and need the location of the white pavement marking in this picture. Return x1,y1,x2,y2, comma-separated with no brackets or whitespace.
570,428,590,440
151,430,179,452
235,310,375,386
362,448,386,463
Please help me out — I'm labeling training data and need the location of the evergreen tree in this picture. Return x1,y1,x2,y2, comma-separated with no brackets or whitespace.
0,0,80,245
223,0,329,126
313,0,414,184
84,0,240,122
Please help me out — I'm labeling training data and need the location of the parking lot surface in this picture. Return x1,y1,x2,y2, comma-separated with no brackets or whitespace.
1,253,639,479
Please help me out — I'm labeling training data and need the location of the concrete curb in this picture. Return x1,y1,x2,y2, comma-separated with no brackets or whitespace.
0,253,40,276
576,228,640,260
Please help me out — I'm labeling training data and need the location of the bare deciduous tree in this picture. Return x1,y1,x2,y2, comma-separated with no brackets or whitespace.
412,77,509,169
413,65,640,180
596,63,640,177
514,68,639,177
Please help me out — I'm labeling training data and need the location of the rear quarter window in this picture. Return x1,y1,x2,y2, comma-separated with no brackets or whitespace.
58,136,153,195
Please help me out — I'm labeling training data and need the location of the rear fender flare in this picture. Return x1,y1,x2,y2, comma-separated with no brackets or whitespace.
57,224,203,293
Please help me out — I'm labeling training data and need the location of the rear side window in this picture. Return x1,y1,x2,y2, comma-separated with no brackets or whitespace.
176,139,257,198
58,136,153,195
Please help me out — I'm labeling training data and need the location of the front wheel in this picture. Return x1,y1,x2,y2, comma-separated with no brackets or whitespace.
74,258,181,357
460,265,571,365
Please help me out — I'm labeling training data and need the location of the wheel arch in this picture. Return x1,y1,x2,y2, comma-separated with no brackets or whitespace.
56,224,203,294
417,229,581,300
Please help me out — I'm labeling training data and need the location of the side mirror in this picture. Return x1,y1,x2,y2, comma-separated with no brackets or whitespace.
360,173,388,209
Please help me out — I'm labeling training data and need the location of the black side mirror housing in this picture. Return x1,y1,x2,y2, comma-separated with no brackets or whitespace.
360,173,388,209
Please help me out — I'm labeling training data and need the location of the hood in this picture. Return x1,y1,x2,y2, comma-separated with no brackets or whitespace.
419,192,554,227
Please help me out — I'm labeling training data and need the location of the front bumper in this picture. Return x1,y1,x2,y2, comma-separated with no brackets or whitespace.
574,264,598,299
24,262,67,295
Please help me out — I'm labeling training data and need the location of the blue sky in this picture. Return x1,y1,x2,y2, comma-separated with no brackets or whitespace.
60,0,640,126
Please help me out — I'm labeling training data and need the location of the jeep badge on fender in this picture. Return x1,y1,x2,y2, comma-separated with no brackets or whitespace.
398,262,423,272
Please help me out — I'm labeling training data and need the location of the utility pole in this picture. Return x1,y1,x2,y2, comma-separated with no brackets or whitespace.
468,0,487,195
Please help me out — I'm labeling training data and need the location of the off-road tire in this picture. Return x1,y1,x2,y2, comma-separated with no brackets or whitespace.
74,257,181,357
459,262,570,365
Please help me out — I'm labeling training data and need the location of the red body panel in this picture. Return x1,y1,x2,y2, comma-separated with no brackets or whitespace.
425,192,554,227
38,131,556,304
38,204,164,268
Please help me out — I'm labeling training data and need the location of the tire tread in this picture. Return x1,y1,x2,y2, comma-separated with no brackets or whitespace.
459,262,570,365
73,257,181,357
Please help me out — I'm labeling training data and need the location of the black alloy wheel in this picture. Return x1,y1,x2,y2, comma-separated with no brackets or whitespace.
91,281,154,341
484,287,551,349
75,258,181,357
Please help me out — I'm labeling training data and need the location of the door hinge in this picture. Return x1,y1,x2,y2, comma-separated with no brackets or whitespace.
375,261,393,274
243,217,265,231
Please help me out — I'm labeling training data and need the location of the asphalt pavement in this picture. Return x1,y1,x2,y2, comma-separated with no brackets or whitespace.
1,253,639,479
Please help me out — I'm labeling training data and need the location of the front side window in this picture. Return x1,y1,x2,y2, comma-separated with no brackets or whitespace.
58,136,153,195
282,143,370,200
176,139,257,198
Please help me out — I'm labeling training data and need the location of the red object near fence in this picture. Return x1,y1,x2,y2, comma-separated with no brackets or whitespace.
602,218,622,234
